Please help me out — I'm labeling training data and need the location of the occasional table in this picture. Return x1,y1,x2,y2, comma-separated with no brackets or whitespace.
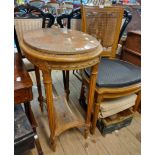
21,28,103,151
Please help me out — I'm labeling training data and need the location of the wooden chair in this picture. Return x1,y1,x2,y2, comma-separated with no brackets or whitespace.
14,53,43,155
79,5,141,134
56,7,82,101
14,4,55,112
72,7,132,80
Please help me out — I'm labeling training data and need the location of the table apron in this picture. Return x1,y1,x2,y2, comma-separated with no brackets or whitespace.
25,53,101,71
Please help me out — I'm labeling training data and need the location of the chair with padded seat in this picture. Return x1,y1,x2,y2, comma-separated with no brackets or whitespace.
14,4,55,112
72,6,132,80
79,5,141,134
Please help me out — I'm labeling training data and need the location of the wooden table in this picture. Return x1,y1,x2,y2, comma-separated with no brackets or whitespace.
20,28,103,151
14,53,43,155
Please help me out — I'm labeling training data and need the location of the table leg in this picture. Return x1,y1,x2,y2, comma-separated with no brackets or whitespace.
42,69,56,152
35,66,44,112
84,64,99,138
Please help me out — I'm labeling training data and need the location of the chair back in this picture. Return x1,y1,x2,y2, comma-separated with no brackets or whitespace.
14,4,55,56
81,6,124,58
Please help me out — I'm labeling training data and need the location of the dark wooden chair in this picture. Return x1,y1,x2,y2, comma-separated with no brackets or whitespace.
14,4,55,112
56,7,81,101
14,53,43,155
79,5,141,134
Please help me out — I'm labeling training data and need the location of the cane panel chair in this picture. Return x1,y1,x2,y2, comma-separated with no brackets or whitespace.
79,6,141,134
14,4,55,112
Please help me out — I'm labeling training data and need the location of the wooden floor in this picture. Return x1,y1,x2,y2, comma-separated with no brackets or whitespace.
24,71,141,155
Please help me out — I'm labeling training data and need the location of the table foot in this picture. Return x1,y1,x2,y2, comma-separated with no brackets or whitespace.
84,128,89,139
50,136,56,152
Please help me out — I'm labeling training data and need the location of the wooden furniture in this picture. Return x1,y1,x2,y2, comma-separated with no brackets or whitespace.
121,30,141,66
20,27,103,151
79,5,141,134
121,31,141,112
14,53,43,155
14,4,55,112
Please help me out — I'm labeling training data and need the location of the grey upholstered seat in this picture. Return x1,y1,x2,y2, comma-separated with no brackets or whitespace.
85,58,141,88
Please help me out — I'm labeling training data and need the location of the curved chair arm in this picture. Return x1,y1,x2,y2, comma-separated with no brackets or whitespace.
14,4,55,28
44,13,55,28
119,9,132,41
70,7,81,19
57,14,71,29
57,7,81,29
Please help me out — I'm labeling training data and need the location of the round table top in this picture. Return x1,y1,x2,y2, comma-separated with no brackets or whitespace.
23,28,101,55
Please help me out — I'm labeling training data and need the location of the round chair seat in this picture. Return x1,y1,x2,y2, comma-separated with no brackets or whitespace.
85,58,141,88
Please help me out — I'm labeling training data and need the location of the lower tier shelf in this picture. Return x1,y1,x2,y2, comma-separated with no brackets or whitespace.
53,95,87,137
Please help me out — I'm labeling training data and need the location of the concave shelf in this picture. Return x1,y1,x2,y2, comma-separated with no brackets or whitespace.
53,96,86,136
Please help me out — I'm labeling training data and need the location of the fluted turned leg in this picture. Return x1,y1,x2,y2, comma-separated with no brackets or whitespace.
35,66,44,112
91,103,100,135
91,95,102,134
85,63,99,138
42,69,56,151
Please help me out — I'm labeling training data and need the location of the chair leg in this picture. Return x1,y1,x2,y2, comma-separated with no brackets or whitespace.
62,71,66,90
79,80,85,101
35,66,44,112
24,102,43,154
90,103,100,135
34,134,43,155
133,91,141,112
66,71,70,101
62,71,70,101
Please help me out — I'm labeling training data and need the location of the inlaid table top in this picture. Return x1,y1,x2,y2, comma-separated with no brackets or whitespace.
23,27,101,55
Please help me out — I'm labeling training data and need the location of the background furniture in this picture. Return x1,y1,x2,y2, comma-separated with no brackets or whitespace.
121,30,141,66
79,6,141,134
121,30,141,112
14,53,43,155
14,4,55,112
20,27,103,151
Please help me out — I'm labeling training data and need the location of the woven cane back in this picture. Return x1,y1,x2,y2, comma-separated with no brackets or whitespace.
82,6,124,58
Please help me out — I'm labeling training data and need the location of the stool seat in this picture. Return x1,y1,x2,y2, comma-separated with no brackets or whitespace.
85,58,141,88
